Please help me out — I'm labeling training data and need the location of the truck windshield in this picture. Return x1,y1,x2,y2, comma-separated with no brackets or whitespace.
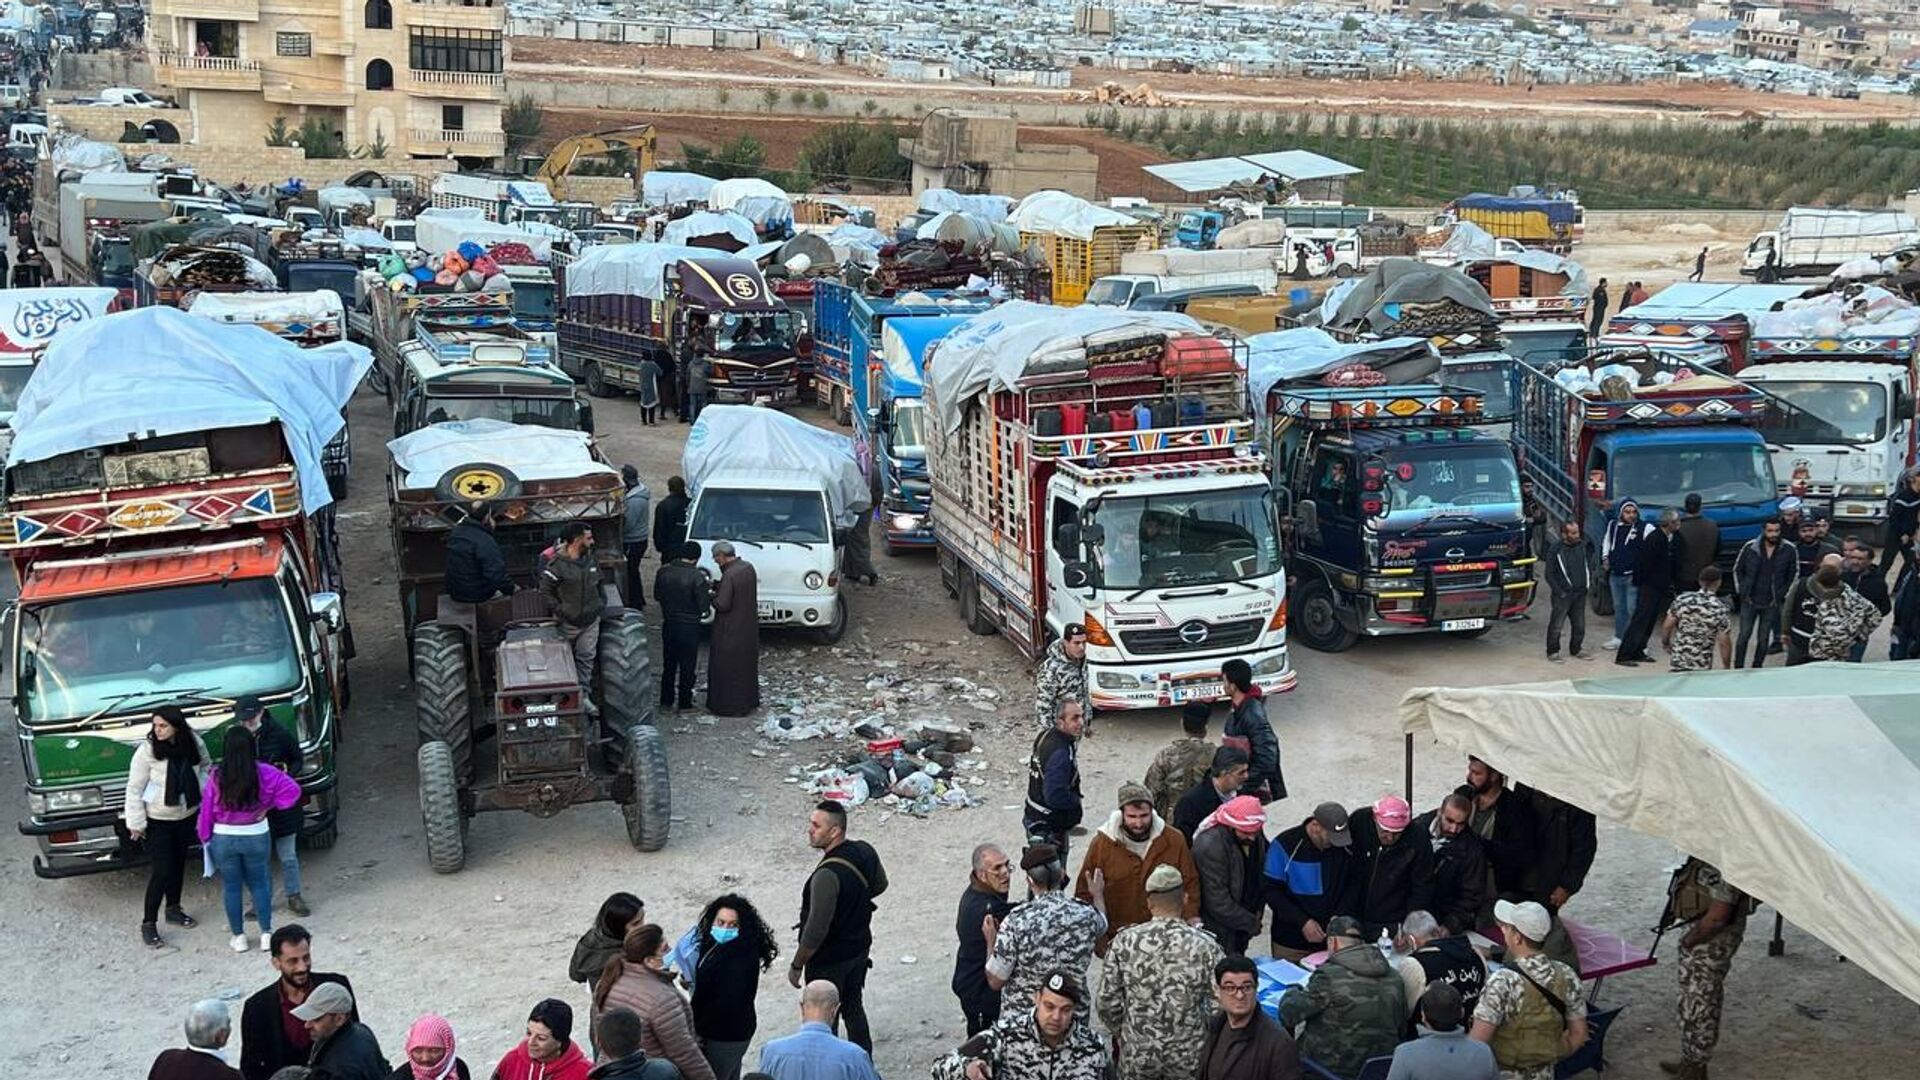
714,312,794,353
1092,487,1280,589
0,363,32,415
891,400,929,456
512,282,558,321
385,222,416,243
690,488,830,544
18,578,300,724
422,394,580,431
1381,444,1521,515
97,239,134,276
286,265,360,299
1083,278,1134,307
1612,442,1775,507
1504,327,1587,368
1753,380,1886,444
1439,357,1514,418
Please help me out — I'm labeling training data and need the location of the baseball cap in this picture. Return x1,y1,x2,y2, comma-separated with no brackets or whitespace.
1020,843,1060,871
1313,801,1353,847
1325,915,1365,942
1118,781,1153,809
1144,864,1184,894
232,694,264,721
289,981,354,1021
1495,899,1553,944
1040,968,1084,1005
1063,622,1088,641
1373,794,1412,832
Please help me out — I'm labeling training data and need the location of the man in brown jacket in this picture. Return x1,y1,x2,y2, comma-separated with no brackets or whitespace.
1199,955,1302,1080
1074,782,1200,955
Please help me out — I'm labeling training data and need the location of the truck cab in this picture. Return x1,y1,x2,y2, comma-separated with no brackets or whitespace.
1744,353,1917,543
380,218,418,253
271,239,363,300
685,470,846,642
1270,385,1532,651
392,338,588,439
1175,210,1225,250
872,314,978,551
498,264,558,345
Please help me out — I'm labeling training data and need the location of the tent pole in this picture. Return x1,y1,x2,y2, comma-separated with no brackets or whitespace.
1404,732,1414,803
1769,912,1786,957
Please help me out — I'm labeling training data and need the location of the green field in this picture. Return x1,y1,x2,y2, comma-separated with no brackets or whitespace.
1104,111,1920,210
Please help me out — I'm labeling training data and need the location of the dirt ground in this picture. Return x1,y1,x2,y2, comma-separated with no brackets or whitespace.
509,39,1917,122
1,226,1911,1078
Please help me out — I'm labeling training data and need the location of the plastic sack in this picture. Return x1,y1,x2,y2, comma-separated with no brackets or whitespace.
377,253,407,280
807,768,870,807
443,253,469,276
456,240,486,264
434,269,458,286
482,273,511,293
458,270,484,292
488,241,537,266
470,255,500,278
411,266,435,283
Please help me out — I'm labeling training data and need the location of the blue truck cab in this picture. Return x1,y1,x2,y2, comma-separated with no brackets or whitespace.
1175,210,1225,250
870,315,974,552
812,282,991,428
1512,357,1780,569
1268,384,1534,652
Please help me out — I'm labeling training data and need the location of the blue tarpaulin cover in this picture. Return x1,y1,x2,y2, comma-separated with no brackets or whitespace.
1456,193,1579,226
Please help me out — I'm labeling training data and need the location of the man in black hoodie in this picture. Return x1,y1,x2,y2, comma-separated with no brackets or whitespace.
652,475,692,561
1351,794,1432,939
1617,508,1684,665
1732,517,1796,668
443,501,513,604
1543,521,1594,662
1263,801,1358,962
1841,537,1891,662
1411,795,1487,935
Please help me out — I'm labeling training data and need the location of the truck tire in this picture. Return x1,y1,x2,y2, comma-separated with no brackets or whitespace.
622,723,671,852
302,819,338,851
1294,580,1358,652
326,468,349,502
412,624,474,786
811,595,848,644
1334,263,1356,279
418,741,467,874
433,462,523,505
959,567,997,637
598,611,654,734
584,361,612,398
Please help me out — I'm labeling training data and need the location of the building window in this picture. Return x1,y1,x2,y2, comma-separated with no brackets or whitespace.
276,32,312,57
408,29,502,74
365,58,393,90
442,105,464,131
364,0,392,30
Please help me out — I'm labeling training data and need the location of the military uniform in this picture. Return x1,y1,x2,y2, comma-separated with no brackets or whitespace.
1095,916,1223,1080
932,1006,1111,1080
1674,859,1751,1070
1035,640,1091,731
1472,953,1580,1080
1143,737,1215,821
986,891,1105,1023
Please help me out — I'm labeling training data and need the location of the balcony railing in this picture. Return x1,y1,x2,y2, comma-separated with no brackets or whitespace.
411,128,505,148
155,49,262,73
153,49,264,90
408,69,503,87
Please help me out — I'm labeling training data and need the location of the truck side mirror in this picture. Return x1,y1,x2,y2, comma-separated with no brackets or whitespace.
1063,560,1093,590
308,591,345,633
1298,498,1320,536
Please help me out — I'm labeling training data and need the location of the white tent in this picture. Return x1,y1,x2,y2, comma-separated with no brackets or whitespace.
1400,662,1920,1005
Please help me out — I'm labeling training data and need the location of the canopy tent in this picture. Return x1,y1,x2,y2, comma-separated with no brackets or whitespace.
1144,150,1361,194
1399,662,1920,1006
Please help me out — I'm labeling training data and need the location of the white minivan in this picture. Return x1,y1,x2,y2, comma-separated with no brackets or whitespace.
685,468,847,643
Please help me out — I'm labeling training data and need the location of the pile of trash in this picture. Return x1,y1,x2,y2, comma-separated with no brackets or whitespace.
368,240,514,294
1071,80,1177,107
1752,283,1920,339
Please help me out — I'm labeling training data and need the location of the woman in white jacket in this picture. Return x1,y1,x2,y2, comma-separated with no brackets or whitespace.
124,705,211,949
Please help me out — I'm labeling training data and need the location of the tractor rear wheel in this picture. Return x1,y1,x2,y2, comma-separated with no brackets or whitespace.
412,624,473,786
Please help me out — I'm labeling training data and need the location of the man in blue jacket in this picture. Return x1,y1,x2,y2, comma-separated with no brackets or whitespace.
1024,699,1085,861
1264,801,1358,962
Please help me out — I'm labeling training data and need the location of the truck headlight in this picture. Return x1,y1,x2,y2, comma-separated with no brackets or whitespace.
1252,654,1288,676
890,513,920,532
803,571,825,590
45,788,102,813
26,792,45,815
1837,483,1887,497
1096,671,1143,689
1502,564,1533,583
1362,576,1401,592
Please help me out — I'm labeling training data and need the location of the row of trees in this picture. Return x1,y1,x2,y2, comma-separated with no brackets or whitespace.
1100,108,1920,209
683,122,911,192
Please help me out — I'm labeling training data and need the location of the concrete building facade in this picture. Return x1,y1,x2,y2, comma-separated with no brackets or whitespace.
145,0,506,165
897,111,1098,199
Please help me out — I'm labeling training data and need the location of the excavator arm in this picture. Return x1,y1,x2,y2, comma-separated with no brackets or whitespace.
534,125,658,200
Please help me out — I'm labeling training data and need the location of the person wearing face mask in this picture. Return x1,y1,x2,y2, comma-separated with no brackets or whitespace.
690,896,780,1080
388,1015,471,1080
492,999,590,1080
596,924,716,1080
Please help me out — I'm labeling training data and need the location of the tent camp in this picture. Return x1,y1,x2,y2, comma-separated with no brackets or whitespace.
1399,662,1920,1006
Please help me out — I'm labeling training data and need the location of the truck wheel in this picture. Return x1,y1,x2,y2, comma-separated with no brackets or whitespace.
598,611,655,733
1294,581,1358,652
412,624,474,786
622,723,672,852
811,595,848,644
959,568,997,637
302,820,338,851
418,741,467,874
326,469,348,502
434,462,523,504
1334,263,1356,278
584,361,612,398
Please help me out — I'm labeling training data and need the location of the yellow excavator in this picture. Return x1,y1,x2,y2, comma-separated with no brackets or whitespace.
533,125,658,200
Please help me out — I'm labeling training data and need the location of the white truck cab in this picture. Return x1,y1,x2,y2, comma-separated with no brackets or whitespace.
381,218,418,253
1743,360,1916,542
686,469,847,642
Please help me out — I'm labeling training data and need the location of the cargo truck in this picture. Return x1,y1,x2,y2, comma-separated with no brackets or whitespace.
1011,192,1156,306
1086,248,1279,308
1601,282,1807,371
810,281,989,425
58,181,166,301
1267,382,1532,651
389,321,584,441
1448,194,1578,254
1742,208,1920,281
4,308,359,877
362,284,517,395
558,245,799,405
429,173,560,226
1512,355,1780,575
924,302,1293,711
870,313,980,552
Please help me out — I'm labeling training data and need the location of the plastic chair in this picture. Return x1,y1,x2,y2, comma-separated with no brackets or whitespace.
1557,1004,1626,1077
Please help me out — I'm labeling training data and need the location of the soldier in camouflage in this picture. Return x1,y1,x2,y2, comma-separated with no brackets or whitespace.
1035,624,1092,732
1095,865,1224,1080
1143,704,1216,822
986,844,1107,1026
933,969,1112,1080
1660,859,1752,1080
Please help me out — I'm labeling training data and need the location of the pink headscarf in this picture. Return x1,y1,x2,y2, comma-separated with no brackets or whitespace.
406,1014,458,1080
1197,794,1267,837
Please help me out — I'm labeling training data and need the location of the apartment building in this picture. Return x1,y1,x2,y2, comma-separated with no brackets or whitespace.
146,0,506,165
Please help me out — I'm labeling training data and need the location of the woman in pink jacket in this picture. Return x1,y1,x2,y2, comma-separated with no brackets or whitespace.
198,726,303,953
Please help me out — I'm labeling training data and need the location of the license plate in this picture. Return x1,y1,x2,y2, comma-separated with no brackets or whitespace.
757,601,773,618
1171,682,1223,703
1441,618,1486,632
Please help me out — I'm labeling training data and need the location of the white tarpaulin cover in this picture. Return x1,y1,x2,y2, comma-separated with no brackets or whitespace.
317,186,373,212
340,226,393,251
1751,284,1920,339
1400,663,1920,1006
0,287,118,354
414,215,555,261
50,135,125,176
825,224,889,269
1216,219,1289,250
682,405,867,525
708,177,787,211
1439,222,1592,297
562,243,712,300
1245,327,1434,406
927,301,1204,435
917,188,1013,223
387,418,611,492
188,290,345,326
1121,247,1279,276
1009,190,1139,241
661,210,757,250
643,171,719,207
8,307,370,513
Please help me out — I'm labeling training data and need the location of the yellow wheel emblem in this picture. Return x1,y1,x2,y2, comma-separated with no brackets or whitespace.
451,468,508,500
